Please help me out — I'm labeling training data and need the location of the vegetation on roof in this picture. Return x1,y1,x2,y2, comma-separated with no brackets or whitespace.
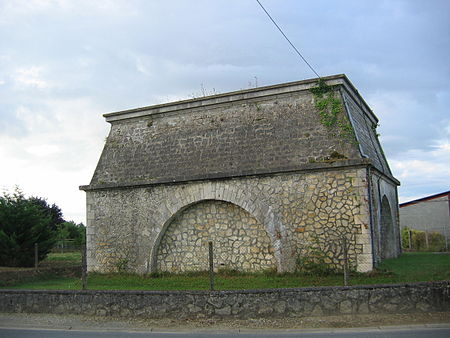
310,79,357,144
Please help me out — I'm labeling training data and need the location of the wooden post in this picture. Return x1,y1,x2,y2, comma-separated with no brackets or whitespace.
444,225,449,252
342,236,348,287
81,242,87,290
208,241,214,291
34,243,38,271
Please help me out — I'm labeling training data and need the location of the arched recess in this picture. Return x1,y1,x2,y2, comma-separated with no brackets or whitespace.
154,200,277,273
151,199,280,272
380,195,395,259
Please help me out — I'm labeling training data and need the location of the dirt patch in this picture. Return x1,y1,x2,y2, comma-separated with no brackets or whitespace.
0,265,80,286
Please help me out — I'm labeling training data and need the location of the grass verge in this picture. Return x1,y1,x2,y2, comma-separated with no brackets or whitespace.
1,252,448,291
44,252,82,262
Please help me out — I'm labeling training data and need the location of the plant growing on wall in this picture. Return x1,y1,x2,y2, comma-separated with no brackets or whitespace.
372,122,381,137
295,227,357,281
310,79,357,144
115,258,129,272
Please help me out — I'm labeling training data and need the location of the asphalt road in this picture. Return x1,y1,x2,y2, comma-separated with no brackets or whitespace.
1,327,450,338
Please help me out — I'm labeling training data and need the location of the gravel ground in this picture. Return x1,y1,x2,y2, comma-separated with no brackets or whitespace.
0,312,449,332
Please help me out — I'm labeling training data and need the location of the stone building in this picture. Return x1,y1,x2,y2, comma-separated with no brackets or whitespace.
80,74,401,274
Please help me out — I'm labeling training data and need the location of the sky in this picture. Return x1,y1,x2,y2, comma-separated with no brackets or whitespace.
0,0,449,224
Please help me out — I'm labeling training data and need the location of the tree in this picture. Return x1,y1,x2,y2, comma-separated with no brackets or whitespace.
0,189,58,267
56,221,86,247
28,196,65,232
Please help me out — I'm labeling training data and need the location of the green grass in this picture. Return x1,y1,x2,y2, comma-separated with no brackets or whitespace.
2,253,449,291
36,252,82,269
45,252,82,262
376,252,450,282
5,276,82,290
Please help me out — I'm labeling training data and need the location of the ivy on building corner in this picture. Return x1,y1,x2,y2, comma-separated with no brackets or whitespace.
372,122,381,138
310,79,358,144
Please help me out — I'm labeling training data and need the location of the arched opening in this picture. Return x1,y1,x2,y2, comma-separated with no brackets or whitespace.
380,195,395,259
155,200,276,273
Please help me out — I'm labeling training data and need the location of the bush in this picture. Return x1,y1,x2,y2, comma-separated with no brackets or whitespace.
401,227,447,252
295,247,336,276
401,227,411,249
0,189,57,267
428,232,447,252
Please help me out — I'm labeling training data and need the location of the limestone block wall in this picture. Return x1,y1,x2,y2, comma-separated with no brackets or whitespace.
289,168,372,272
89,77,362,189
156,200,276,272
85,165,374,274
370,172,401,261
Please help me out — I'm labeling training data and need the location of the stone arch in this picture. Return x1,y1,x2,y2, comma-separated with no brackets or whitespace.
380,195,395,259
154,199,277,272
148,182,283,272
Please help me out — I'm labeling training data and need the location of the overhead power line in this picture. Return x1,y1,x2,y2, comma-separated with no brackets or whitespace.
255,0,320,78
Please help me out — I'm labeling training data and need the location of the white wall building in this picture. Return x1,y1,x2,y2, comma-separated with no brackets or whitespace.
399,190,450,249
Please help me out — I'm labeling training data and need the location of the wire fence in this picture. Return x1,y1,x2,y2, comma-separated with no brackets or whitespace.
52,239,82,253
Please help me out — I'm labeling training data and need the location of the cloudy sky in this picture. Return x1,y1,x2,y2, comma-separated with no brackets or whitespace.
0,0,449,224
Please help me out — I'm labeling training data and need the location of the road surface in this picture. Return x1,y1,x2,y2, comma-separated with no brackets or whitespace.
1,326,450,338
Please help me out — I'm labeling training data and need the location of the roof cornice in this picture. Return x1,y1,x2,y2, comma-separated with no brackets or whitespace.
103,74,377,123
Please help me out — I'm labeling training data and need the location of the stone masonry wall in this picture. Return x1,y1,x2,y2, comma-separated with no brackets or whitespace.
82,75,401,274
290,169,369,271
342,88,392,177
89,84,360,188
157,200,276,272
370,172,401,262
1,282,448,319
85,165,373,274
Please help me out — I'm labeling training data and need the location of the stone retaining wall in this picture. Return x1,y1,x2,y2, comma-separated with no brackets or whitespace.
1,282,448,319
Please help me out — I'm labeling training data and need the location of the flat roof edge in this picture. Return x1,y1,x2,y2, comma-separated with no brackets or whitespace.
400,190,450,207
103,74,354,122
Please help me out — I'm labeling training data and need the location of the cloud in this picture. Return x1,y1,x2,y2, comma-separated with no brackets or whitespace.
366,89,450,158
0,0,139,21
0,96,108,223
13,66,51,89
391,133,450,202
1,0,449,221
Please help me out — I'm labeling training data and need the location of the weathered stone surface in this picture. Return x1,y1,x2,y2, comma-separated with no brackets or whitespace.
1,282,448,319
89,79,362,188
157,200,276,272
80,74,401,274
84,167,388,273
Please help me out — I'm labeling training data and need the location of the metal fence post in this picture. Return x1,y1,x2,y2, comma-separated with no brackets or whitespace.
208,241,215,291
34,243,38,271
342,236,349,286
81,242,88,290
